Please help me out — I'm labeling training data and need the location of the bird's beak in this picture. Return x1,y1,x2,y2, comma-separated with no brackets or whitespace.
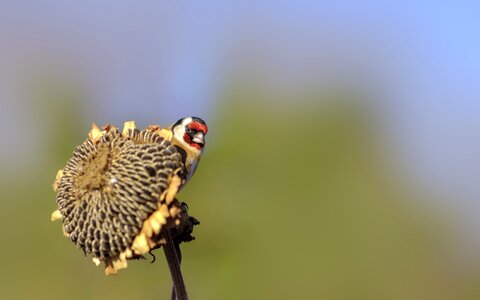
192,132,205,146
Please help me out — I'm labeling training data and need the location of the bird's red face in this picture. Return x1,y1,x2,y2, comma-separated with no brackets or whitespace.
172,117,208,154
183,120,208,150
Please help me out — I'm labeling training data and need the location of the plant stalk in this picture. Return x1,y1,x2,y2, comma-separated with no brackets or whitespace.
163,230,188,300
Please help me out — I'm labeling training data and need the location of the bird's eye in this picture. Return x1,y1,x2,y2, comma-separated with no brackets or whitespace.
185,127,193,134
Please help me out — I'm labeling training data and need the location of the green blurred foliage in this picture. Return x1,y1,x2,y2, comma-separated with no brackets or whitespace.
0,87,479,300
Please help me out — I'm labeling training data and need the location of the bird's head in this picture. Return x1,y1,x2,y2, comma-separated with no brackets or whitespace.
171,116,208,157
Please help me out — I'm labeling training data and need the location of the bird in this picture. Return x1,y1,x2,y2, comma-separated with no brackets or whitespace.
170,116,208,184
51,116,208,274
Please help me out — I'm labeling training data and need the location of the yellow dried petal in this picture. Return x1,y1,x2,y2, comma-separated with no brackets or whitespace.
52,169,64,192
105,265,118,275
122,120,136,135
92,257,101,266
158,128,173,141
102,123,116,133
165,175,181,204
112,258,128,270
150,218,161,235
153,211,166,225
159,190,167,201
159,204,170,218
119,252,126,261
124,248,133,258
51,210,62,222
132,233,149,255
146,125,160,132
142,221,153,238
88,123,103,143
147,238,156,248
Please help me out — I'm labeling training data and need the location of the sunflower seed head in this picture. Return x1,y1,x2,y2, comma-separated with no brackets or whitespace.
54,124,186,272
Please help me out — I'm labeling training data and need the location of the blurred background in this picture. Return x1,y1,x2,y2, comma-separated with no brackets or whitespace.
0,1,479,299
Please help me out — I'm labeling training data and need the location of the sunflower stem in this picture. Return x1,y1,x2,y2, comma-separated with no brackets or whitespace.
163,229,188,300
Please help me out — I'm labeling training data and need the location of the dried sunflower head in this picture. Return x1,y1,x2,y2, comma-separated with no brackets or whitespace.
51,118,207,274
